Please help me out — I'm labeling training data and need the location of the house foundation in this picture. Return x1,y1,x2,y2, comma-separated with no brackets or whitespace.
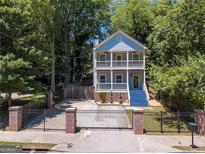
94,92,128,103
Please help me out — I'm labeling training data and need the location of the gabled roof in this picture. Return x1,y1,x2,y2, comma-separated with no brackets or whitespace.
93,30,147,52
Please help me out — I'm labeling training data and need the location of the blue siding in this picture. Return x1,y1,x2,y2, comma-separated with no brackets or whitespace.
96,32,144,52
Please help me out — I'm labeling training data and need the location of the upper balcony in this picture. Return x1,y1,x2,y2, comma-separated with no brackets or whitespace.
95,51,145,69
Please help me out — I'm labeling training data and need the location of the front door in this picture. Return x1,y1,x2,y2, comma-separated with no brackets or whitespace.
133,75,139,89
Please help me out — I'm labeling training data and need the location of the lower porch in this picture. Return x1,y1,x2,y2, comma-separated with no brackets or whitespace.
95,70,144,92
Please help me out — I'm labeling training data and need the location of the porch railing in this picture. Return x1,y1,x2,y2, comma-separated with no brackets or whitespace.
96,61,110,67
113,83,127,90
96,83,127,90
128,60,144,67
96,60,144,67
112,60,127,67
97,83,111,90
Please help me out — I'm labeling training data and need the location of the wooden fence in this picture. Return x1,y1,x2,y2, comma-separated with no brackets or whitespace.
63,85,94,99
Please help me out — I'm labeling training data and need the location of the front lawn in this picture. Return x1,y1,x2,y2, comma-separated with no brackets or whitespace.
0,141,56,149
0,94,46,130
126,107,192,133
173,146,205,152
12,94,45,106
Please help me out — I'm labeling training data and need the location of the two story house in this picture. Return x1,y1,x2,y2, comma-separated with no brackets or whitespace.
93,30,149,107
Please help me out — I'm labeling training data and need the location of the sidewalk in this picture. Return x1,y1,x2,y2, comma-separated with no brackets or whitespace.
1,130,205,152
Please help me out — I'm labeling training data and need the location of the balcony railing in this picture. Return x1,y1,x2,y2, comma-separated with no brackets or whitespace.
96,61,110,67
128,60,144,67
112,60,127,67
96,83,127,91
96,60,144,68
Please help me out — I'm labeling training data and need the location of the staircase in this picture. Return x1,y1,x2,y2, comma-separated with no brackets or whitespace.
129,90,148,107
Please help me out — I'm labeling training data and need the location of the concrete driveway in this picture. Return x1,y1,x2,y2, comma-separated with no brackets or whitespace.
24,99,130,130
65,99,131,128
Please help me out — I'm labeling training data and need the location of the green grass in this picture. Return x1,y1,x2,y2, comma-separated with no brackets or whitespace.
0,141,56,149
172,146,205,151
126,107,191,133
126,109,132,123
12,94,45,106
0,94,46,130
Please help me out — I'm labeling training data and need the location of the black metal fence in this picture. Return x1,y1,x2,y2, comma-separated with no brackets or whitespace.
144,111,194,133
0,107,8,130
76,109,133,129
23,107,66,131
22,101,47,127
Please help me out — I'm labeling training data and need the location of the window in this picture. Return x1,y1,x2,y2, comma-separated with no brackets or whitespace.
115,74,123,83
115,53,122,61
117,55,122,61
99,74,106,83
99,53,106,61
132,53,139,60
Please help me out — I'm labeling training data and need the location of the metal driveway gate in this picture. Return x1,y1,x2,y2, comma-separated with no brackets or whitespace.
76,110,133,129
23,107,66,131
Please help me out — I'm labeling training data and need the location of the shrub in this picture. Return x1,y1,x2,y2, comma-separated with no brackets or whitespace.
99,92,107,103
149,57,205,111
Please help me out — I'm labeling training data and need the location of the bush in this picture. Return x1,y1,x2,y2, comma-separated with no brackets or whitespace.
149,57,205,111
99,92,107,103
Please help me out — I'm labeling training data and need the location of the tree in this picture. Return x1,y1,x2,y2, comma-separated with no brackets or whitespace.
112,0,154,44
53,0,111,84
0,0,49,105
147,0,205,66
149,56,205,111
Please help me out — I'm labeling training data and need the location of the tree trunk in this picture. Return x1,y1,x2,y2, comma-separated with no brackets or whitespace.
8,93,12,107
63,29,70,84
50,34,55,96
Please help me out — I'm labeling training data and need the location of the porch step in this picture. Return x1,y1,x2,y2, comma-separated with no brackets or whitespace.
130,90,148,107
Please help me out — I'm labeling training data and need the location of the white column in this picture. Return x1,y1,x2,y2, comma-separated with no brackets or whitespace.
143,51,145,68
110,51,113,67
126,70,129,90
111,70,113,91
110,51,113,91
126,51,129,67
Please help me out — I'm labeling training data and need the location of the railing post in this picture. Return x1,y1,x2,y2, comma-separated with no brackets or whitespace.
177,110,180,133
9,106,23,131
43,108,46,132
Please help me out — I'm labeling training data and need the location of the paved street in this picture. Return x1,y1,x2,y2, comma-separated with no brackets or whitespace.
1,130,205,152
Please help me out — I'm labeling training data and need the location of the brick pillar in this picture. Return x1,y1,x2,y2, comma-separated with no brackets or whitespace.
133,109,144,134
9,106,23,131
65,108,76,134
195,109,205,135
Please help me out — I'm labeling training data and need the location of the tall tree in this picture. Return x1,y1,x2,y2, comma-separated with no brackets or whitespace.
0,0,49,105
148,0,205,66
112,0,154,44
54,0,111,84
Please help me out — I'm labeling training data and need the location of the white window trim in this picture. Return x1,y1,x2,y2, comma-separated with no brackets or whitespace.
99,53,107,61
99,74,107,83
115,74,123,83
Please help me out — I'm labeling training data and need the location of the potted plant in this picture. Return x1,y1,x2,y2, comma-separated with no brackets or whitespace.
99,92,107,103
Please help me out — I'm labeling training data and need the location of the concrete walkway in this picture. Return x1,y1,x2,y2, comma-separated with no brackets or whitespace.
1,130,205,152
